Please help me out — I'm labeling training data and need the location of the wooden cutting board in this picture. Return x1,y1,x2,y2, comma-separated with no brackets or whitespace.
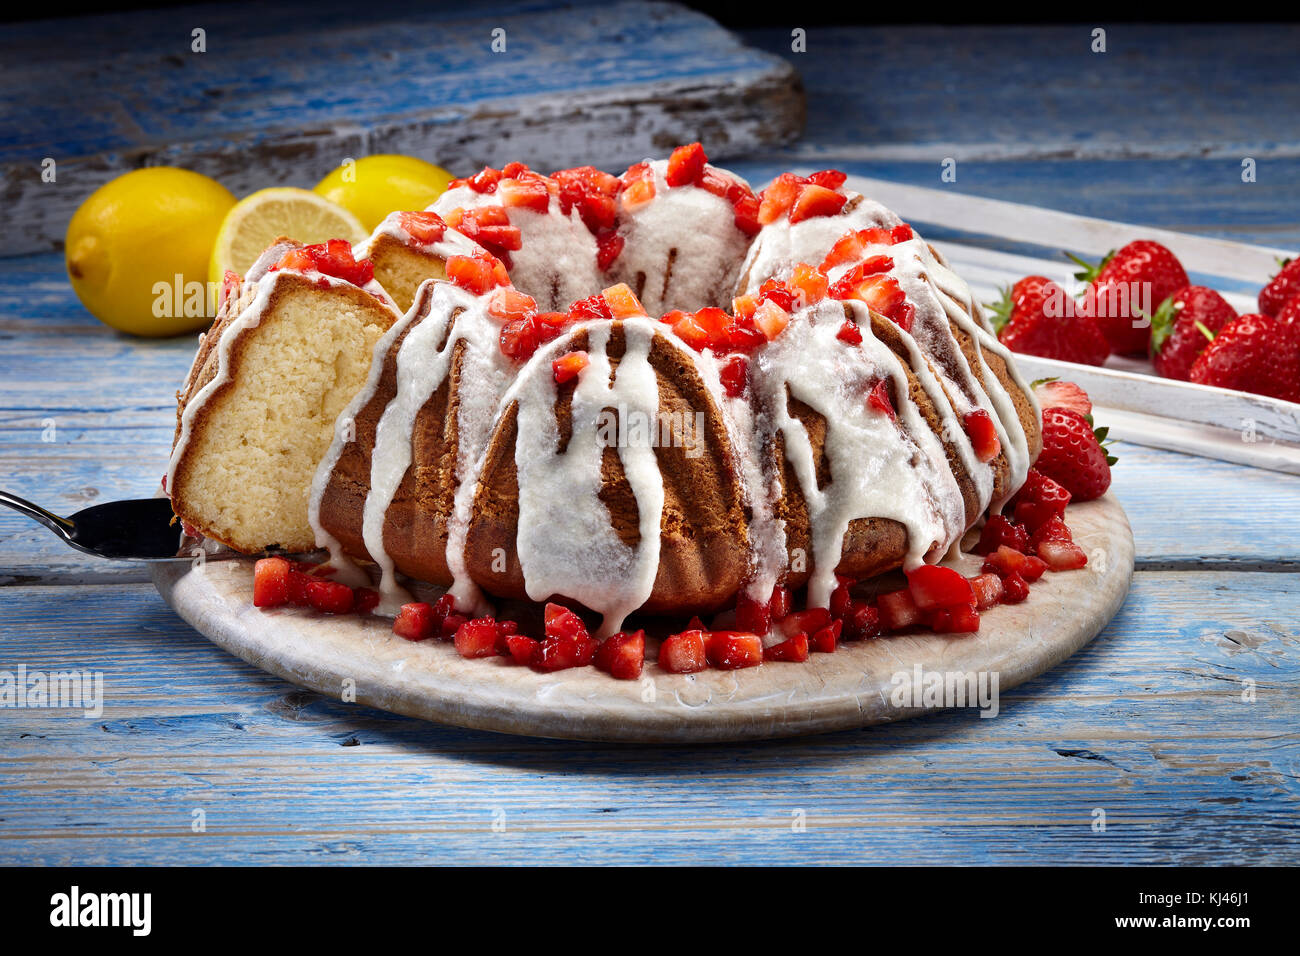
2,0,803,257
151,495,1134,743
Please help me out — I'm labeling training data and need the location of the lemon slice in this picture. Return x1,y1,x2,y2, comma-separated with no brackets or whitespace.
209,187,367,287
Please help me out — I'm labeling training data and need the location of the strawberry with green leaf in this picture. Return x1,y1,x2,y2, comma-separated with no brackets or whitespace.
1150,285,1237,381
1068,240,1189,356
990,275,1110,366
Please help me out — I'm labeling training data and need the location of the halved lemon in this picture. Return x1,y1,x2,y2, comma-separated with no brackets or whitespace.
208,187,367,288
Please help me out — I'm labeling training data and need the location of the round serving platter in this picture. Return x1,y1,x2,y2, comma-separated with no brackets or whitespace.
151,494,1134,743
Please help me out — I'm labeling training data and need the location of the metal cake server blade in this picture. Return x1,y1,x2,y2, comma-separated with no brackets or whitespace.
1,490,198,561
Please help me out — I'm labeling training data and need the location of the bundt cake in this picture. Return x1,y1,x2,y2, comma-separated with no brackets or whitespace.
166,238,400,553
169,145,1042,640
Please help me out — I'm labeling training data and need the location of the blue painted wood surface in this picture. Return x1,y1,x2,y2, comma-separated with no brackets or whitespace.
1,18,1298,865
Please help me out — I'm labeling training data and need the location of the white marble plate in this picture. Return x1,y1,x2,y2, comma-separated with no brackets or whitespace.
151,495,1134,743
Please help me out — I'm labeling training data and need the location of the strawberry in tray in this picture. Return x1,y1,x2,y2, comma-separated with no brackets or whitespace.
1258,258,1300,318
1189,312,1300,404
990,275,1110,366
1149,285,1238,381
1069,240,1189,356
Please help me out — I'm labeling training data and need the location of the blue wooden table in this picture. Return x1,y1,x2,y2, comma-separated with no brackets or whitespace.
2,15,1298,865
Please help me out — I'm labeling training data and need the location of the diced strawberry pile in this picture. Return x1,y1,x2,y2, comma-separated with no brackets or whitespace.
253,556,379,617
444,206,523,267
756,170,850,227
273,239,374,288
654,143,762,239
819,225,914,272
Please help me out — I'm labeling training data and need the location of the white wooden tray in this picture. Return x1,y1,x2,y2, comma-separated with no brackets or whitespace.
151,495,1134,743
839,175,1300,475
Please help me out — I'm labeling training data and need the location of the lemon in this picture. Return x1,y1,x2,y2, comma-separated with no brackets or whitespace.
65,167,236,337
208,187,366,289
313,154,455,232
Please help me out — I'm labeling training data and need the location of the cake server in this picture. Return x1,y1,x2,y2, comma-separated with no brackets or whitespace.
0,490,193,561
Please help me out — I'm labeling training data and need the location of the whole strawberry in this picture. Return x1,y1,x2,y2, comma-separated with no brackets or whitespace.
1189,313,1300,403
1034,408,1114,501
1259,258,1300,317
1071,241,1189,356
1276,294,1300,327
991,276,1110,366
1150,285,1237,381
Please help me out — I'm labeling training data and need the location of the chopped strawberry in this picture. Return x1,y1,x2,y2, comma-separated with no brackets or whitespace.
544,602,589,641
498,175,551,213
219,269,243,310
718,353,749,398
659,630,708,674
735,591,771,634
829,577,853,618
446,252,510,295
621,178,656,211
552,350,590,384
981,545,1028,577
926,604,981,634
788,184,847,224
867,380,896,421
963,409,1001,462
878,588,921,631
1000,571,1030,603
594,630,646,680
354,588,380,615
1011,468,1072,532
807,169,847,190
450,166,502,194
1033,379,1093,417
891,223,914,243
393,602,436,641
504,634,539,665
763,633,810,662
305,578,355,615
779,608,832,639
757,173,805,225
665,142,708,187
569,292,614,321
1021,555,1048,582
253,556,291,608
975,515,1030,556
970,573,1004,610
454,617,502,659
732,195,761,236
788,263,830,307
1029,515,1074,550
769,585,793,621
486,287,538,322
827,256,895,298
440,613,469,639
397,211,448,245
842,601,882,641
531,633,599,671
705,631,764,669
499,315,544,362
603,283,646,318
821,317,860,349
809,620,842,653
906,564,976,611
753,300,790,340
1037,540,1089,571
596,230,624,271
286,569,313,607
274,239,374,287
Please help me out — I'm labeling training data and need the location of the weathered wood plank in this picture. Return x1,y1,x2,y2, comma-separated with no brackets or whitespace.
740,24,1300,161
0,572,1294,864
2,0,803,256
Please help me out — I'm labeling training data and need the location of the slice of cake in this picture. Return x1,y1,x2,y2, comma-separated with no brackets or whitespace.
166,238,399,553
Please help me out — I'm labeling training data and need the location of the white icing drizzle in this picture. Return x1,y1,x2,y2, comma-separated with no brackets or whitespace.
610,159,753,316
